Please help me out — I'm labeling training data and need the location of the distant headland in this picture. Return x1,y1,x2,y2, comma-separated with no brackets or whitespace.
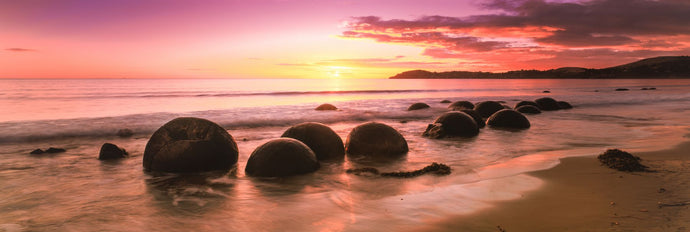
389,56,690,79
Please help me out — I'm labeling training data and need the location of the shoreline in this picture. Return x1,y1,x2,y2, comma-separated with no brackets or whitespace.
415,139,690,232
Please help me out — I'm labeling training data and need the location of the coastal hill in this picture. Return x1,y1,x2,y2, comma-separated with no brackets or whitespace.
389,56,690,79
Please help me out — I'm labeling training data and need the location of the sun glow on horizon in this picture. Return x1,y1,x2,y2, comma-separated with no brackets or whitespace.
325,66,353,79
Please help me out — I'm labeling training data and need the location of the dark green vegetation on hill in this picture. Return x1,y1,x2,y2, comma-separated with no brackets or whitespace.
390,56,690,79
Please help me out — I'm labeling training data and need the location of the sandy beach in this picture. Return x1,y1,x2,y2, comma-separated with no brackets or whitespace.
418,137,690,232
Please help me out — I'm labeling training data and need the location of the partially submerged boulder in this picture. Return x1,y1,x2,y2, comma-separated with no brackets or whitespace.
615,88,630,91
345,122,408,159
117,129,134,138
597,149,648,172
315,103,337,111
474,101,505,118
143,117,239,173
407,102,430,111
281,122,344,161
423,112,479,138
535,97,561,111
514,101,538,109
448,101,474,110
30,147,66,155
460,109,485,128
245,138,320,177
557,101,573,109
440,99,452,103
46,147,66,153
99,143,128,160
516,105,542,114
487,109,531,129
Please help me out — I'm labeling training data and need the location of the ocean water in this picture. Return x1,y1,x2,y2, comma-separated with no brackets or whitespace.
1,78,690,231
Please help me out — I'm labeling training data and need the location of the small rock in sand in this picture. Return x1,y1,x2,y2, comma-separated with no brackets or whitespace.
597,149,648,172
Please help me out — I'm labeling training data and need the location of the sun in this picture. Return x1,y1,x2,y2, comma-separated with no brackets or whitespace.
326,66,351,78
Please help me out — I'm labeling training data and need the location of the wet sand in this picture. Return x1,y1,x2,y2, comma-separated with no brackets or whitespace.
415,140,690,232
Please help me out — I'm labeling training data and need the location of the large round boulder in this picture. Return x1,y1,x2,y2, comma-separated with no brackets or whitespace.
474,101,505,118
516,105,541,114
440,99,452,103
245,138,320,177
514,101,538,109
423,112,479,138
99,143,129,160
487,109,531,129
460,109,485,128
448,101,474,110
315,103,337,111
535,97,561,111
143,117,239,173
407,102,430,111
345,122,408,159
281,122,344,161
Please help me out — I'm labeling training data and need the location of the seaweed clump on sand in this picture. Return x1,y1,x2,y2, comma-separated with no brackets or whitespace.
597,149,649,172
346,162,451,178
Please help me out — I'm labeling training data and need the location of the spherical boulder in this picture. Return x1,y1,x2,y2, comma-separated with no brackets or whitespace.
423,112,479,138
487,109,531,129
315,103,337,111
535,97,560,111
99,143,129,160
281,122,344,161
558,101,573,109
345,122,408,159
514,101,538,109
516,105,541,114
245,138,320,177
459,109,485,128
407,102,430,111
440,99,452,103
474,101,505,118
143,117,239,173
448,101,474,110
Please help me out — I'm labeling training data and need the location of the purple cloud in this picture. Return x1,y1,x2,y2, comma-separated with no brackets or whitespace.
340,0,690,70
343,0,690,46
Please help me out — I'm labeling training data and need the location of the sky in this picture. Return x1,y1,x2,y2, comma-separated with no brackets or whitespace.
1,0,689,79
